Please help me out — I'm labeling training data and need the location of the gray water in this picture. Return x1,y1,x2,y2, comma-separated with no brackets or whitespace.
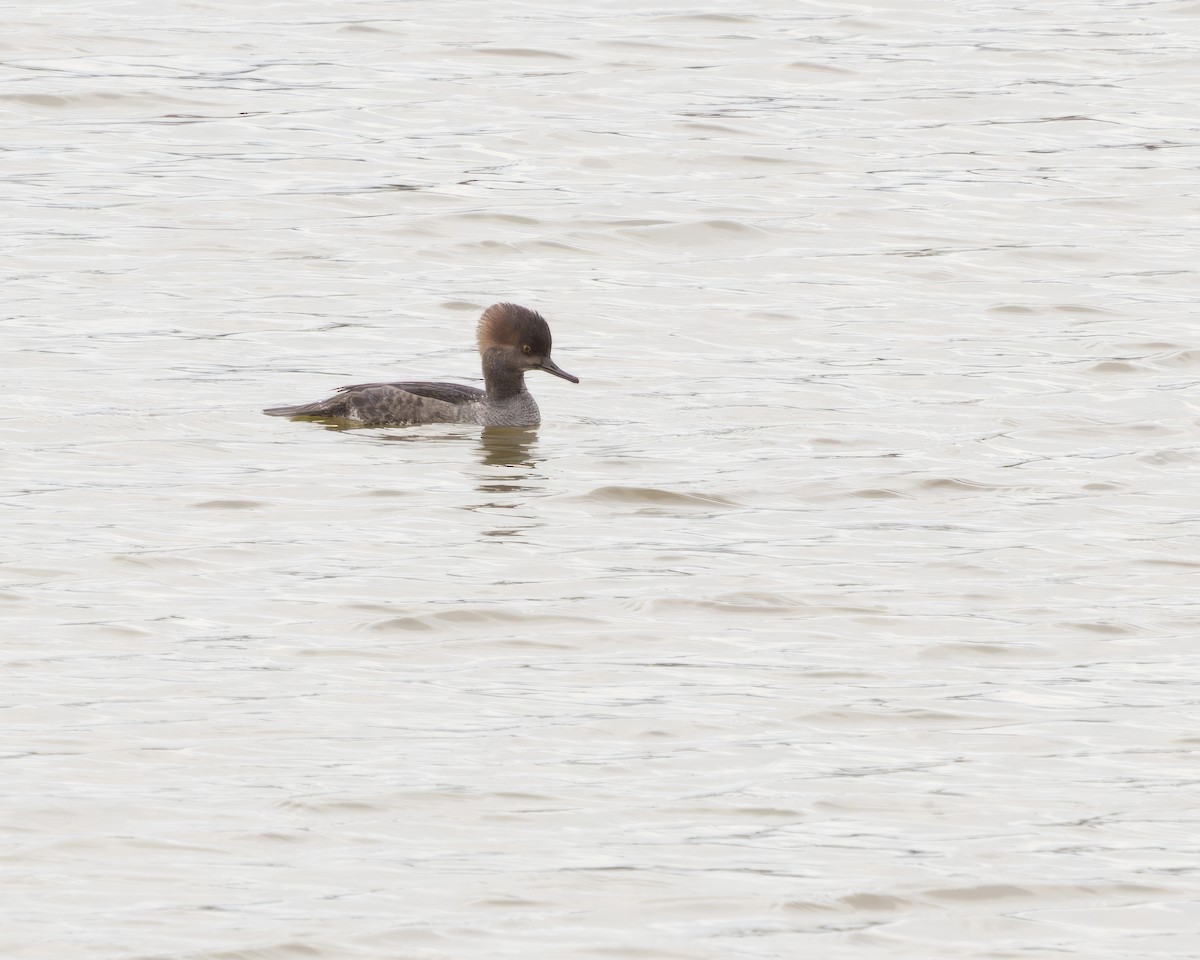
4,1,1200,957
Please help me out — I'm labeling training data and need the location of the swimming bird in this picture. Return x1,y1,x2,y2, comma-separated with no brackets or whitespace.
263,303,578,427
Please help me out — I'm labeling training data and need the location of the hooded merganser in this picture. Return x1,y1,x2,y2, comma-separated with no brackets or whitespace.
263,303,578,427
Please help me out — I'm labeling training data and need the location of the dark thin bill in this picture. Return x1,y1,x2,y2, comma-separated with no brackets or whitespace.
539,357,579,383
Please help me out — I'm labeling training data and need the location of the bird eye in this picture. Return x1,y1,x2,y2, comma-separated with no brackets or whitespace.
522,344,532,354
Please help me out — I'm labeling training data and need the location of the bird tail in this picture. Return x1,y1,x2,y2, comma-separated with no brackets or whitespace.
263,401,334,417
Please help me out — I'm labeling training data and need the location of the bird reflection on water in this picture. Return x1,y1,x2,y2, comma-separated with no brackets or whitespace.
290,423,545,537
297,421,536,464
477,426,539,468
368,425,539,466
472,428,545,539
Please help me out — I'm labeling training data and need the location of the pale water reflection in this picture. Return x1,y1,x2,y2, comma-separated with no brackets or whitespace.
3,1,1200,958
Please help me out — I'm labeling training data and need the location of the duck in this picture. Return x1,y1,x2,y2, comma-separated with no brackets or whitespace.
263,303,578,427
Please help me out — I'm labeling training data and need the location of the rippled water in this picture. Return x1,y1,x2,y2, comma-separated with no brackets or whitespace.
4,1,1200,957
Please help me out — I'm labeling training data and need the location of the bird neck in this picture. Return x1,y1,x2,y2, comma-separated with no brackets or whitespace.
481,347,528,401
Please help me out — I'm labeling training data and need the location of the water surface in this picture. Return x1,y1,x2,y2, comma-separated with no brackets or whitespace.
4,1,1200,957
